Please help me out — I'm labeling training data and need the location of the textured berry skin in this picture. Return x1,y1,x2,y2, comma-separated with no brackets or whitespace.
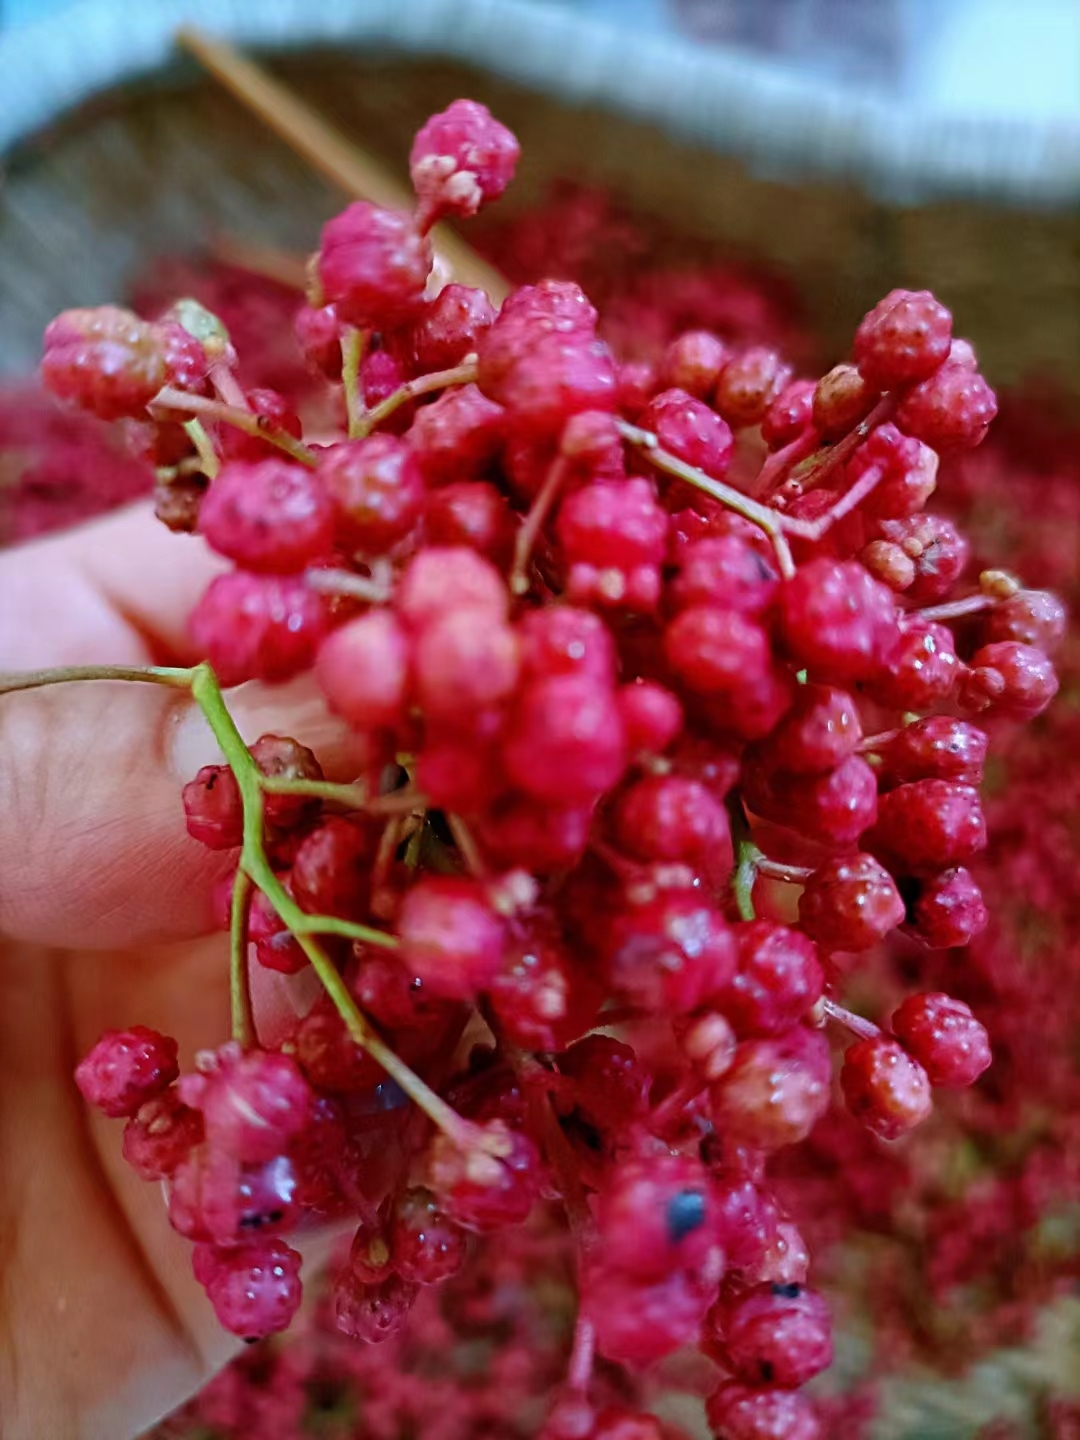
503,673,628,805
891,992,992,1087
901,866,988,948
218,388,303,463
714,1283,833,1388
518,604,617,684
585,1264,717,1366
612,775,731,868
196,1237,302,1340
189,571,329,686
557,1035,650,1136
414,607,521,721
397,877,506,1000
982,588,1067,652
841,1036,933,1139
290,817,377,921
404,284,496,371
853,288,952,390
75,1027,180,1118
316,202,432,328
871,618,958,711
410,383,505,486
750,684,861,776
42,306,172,419
476,794,593,873
558,478,668,611
604,892,737,1014
320,435,426,555
596,1153,720,1283
397,546,509,629
798,853,905,952
880,513,968,604
714,347,792,428
294,301,342,378
706,1381,821,1440
671,536,779,617
722,922,824,1037
743,753,879,849
478,284,616,438
316,609,411,731
182,765,243,849
895,360,998,449
618,680,684,754
660,330,730,399
288,1001,379,1093
198,459,333,573
876,716,987,788
334,1272,419,1342
389,1185,469,1285
963,641,1059,719
409,99,520,223
429,1119,541,1231
778,559,899,684
490,930,598,1051
711,1028,831,1149
250,733,323,831
121,1090,204,1180
762,379,815,448
871,780,986,872
665,607,793,741
180,1044,313,1164
169,1147,299,1244
640,387,734,478
812,363,873,439
425,480,516,563
846,421,937,519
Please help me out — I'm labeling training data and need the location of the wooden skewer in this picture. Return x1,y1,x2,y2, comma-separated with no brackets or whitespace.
176,25,510,302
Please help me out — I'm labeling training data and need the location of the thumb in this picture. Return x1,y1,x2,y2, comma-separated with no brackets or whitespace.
0,672,361,948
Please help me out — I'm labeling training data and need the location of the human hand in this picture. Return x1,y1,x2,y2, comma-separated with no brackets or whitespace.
0,503,356,1440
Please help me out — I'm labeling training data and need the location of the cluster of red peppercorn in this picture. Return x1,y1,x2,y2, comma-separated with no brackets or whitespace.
48,98,1064,1440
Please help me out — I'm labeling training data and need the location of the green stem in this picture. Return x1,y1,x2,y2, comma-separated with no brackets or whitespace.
356,359,477,439
153,387,318,468
182,419,220,479
0,658,469,1143
341,327,368,439
189,665,399,951
0,664,193,695
733,838,761,922
229,868,256,1047
618,419,796,579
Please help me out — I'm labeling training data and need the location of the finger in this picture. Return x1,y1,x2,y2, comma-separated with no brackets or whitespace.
0,500,227,670
0,672,363,948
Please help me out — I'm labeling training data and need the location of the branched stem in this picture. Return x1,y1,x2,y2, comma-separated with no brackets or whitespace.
733,839,760,922
182,419,220,479
618,420,796,579
0,657,475,1143
341,327,368,439
356,359,478,439
153,388,319,468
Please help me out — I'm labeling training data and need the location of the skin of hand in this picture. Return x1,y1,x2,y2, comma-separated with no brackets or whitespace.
0,502,359,1440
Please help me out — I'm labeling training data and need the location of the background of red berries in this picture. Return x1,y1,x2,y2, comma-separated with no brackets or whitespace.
4,51,1080,1440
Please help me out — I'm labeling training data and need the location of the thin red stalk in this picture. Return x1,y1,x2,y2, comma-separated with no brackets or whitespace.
821,997,880,1042
755,426,819,498
510,454,571,595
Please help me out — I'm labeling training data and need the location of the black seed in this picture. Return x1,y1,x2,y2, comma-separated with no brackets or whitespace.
771,1282,801,1299
667,1188,707,1243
